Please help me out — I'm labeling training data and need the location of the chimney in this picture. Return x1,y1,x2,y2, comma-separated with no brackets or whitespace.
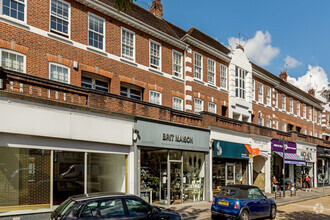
308,88,315,97
150,0,163,19
279,71,287,82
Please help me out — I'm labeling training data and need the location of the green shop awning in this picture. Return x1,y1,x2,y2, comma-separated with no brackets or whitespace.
213,140,250,160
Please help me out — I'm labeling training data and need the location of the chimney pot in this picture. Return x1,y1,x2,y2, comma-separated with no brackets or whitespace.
236,44,244,52
279,71,288,82
308,88,315,97
150,0,163,19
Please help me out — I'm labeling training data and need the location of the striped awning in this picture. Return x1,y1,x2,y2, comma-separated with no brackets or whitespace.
275,151,306,165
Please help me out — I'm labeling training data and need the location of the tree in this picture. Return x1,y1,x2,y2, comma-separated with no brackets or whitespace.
114,0,136,12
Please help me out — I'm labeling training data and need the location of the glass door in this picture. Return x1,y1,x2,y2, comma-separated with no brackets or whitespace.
170,162,182,205
226,163,235,185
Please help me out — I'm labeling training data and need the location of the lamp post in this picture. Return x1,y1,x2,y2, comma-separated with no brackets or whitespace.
282,137,286,198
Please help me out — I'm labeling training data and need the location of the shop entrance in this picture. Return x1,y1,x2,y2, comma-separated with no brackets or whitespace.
169,162,182,204
226,163,235,185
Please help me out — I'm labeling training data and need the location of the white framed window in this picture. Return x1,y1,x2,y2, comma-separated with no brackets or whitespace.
314,109,317,122
290,98,293,113
194,98,203,114
173,97,183,111
0,49,25,73
207,58,215,84
319,133,322,138
149,40,161,70
274,120,278,130
282,94,286,111
120,84,142,100
220,64,227,89
208,102,216,114
297,101,300,116
88,13,105,50
258,116,264,126
282,122,287,132
49,62,70,83
303,104,306,118
319,111,321,123
258,82,263,103
303,129,307,135
252,79,255,100
81,74,109,92
50,0,70,36
309,130,313,136
1,0,26,22
235,66,246,99
149,90,161,105
194,52,202,80
121,28,135,61
266,86,271,105
314,132,317,137
172,50,182,78
309,106,312,120
266,119,271,128
274,90,278,107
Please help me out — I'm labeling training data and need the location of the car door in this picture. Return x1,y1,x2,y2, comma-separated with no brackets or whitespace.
246,188,258,217
123,198,154,220
254,188,270,216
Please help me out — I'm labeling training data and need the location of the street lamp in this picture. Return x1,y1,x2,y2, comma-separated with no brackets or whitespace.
282,137,286,198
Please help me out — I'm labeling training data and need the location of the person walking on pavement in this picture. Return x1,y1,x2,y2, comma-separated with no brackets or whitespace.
272,175,279,192
305,173,311,191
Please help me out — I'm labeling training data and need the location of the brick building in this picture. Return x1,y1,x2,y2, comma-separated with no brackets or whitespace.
0,0,329,218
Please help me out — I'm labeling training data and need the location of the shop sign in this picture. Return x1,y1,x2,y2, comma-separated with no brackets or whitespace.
301,151,313,162
213,140,250,160
271,139,296,153
136,120,209,152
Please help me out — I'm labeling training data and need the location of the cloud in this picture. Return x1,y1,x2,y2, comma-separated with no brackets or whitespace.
284,55,302,69
228,31,280,66
287,65,329,102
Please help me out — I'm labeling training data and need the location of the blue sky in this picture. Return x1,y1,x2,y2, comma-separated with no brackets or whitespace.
135,0,330,99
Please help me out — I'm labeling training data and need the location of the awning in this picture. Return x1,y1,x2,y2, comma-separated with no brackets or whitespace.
213,140,250,160
275,152,306,165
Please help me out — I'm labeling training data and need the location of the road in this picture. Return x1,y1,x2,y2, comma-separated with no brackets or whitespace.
276,196,330,220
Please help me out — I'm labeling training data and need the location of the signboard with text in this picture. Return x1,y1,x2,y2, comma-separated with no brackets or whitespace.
271,139,296,153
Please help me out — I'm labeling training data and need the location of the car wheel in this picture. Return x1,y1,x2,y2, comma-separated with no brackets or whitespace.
269,205,276,219
239,210,249,220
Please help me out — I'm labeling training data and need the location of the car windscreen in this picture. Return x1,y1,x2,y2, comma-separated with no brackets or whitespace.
52,199,77,219
217,187,247,199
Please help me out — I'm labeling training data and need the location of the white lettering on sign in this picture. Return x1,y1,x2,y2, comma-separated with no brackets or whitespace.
162,133,193,144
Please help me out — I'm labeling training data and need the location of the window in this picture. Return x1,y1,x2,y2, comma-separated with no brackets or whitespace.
314,109,317,122
309,130,312,136
314,132,317,137
125,198,151,216
194,52,202,80
297,101,300,116
208,102,216,114
121,28,135,61
266,119,271,128
99,199,125,217
194,98,203,114
252,79,255,100
81,202,98,217
258,82,263,103
282,122,287,132
274,90,278,107
303,129,307,135
81,75,109,92
266,86,271,105
258,116,264,126
149,90,161,105
319,111,321,123
303,104,306,118
282,94,286,111
319,133,322,139
120,84,142,100
1,0,25,21
172,51,182,78
208,59,215,84
220,64,227,89
88,13,105,50
309,106,312,120
150,40,161,70
235,66,246,99
1,49,25,72
274,120,278,130
290,98,293,113
173,97,183,111
49,63,69,83
50,0,70,36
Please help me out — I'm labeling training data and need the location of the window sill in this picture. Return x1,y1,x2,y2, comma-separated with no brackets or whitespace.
220,87,228,93
120,57,138,67
148,67,163,75
172,76,184,83
48,32,73,45
0,15,29,30
207,83,217,89
86,46,108,57
193,78,205,85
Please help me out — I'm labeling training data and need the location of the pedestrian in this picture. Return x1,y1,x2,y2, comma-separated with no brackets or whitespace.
272,175,279,192
305,173,311,191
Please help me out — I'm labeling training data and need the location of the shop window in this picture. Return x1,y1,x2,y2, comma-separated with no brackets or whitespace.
81,74,110,92
0,147,51,211
120,83,143,100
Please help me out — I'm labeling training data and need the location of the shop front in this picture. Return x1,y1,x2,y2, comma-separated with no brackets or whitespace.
136,120,210,205
212,140,250,195
271,139,306,190
317,146,330,186
296,142,317,188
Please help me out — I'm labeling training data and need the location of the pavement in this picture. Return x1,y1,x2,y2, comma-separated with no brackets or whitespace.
159,186,330,220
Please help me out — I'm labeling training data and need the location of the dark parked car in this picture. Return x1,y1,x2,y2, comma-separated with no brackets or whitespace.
211,185,276,220
51,192,181,220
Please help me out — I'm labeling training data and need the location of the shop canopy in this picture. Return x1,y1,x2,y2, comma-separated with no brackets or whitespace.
213,140,250,160
275,152,306,165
